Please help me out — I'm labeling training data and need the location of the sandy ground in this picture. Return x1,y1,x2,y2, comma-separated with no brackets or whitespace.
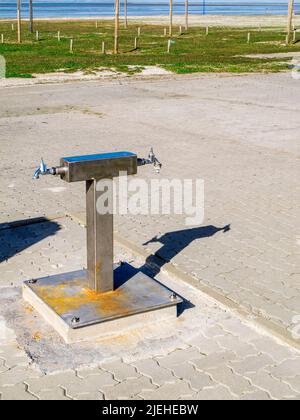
2,15,300,28
243,51,300,59
0,66,173,88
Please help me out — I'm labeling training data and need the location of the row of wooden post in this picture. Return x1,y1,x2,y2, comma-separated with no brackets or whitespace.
13,0,298,49
0,28,261,47
4,26,298,49
106,0,297,52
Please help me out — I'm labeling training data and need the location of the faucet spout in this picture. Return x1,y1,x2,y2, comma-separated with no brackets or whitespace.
33,167,41,180
33,158,48,180
137,148,162,174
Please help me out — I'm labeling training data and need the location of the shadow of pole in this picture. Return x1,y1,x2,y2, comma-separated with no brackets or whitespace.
142,224,231,276
114,224,231,316
0,218,61,263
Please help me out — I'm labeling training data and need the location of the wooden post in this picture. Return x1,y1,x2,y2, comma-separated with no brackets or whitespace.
12,23,14,31
287,0,294,44
102,41,105,54
70,39,73,53
185,0,189,31
36,30,39,41
57,31,61,41
206,26,209,36
179,25,182,35
29,0,33,33
124,0,128,29
95,21,98,29
247,32,251,43
167,39,171,53
169,0,173,36
134,37,138,49
137,27,141,37
17,0,21,43
114,0,120,54
164,27,167,36
1,34,4,44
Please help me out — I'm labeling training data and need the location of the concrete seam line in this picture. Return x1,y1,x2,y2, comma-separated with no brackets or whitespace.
66,212,300,352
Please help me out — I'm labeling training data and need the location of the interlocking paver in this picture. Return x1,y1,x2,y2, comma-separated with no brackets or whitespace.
239,390,271,400
73,391,104,400
190,351,237,371
25,371,81,394
217,319,261,342
191,385,236,400
64,372,117,397
155,348,202,370
229,354,275,376
0,383,38,400
132,358,176,386
245,371,296,400
139,381,195,400
100,360,140,382
0,345,30,368
250,337,296,363
37,388,71,400
206,366,254,397
268,359,300,379
170,362,215,391
216,335,257,358
0,365,9,374
76,366,103,379
187,334,223,355
0,367,41,387
103,376,156,400
280,377,300,394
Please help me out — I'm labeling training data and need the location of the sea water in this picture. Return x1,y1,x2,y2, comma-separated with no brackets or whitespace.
0,1,298,20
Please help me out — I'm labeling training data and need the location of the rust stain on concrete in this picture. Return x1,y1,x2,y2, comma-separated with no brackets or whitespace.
35,282,131,318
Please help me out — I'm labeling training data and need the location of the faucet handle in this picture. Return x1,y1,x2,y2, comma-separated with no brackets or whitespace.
148,148,162,174
40,158,48,174
138,148,162,174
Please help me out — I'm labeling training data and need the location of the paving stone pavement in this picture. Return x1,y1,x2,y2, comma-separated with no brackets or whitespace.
0,217,299,400
1,73,300,339
1,73,300,399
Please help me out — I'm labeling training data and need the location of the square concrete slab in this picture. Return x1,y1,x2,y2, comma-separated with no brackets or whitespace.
22,264,182,343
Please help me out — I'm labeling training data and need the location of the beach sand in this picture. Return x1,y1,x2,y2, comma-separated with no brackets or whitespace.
1,14,300,28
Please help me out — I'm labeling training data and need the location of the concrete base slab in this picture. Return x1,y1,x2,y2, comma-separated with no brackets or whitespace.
22,264,181,344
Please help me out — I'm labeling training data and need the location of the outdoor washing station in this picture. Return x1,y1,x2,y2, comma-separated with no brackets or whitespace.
23,150,182,343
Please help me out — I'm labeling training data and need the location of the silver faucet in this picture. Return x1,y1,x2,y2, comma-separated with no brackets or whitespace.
138,148,162,174
33,158,66,180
